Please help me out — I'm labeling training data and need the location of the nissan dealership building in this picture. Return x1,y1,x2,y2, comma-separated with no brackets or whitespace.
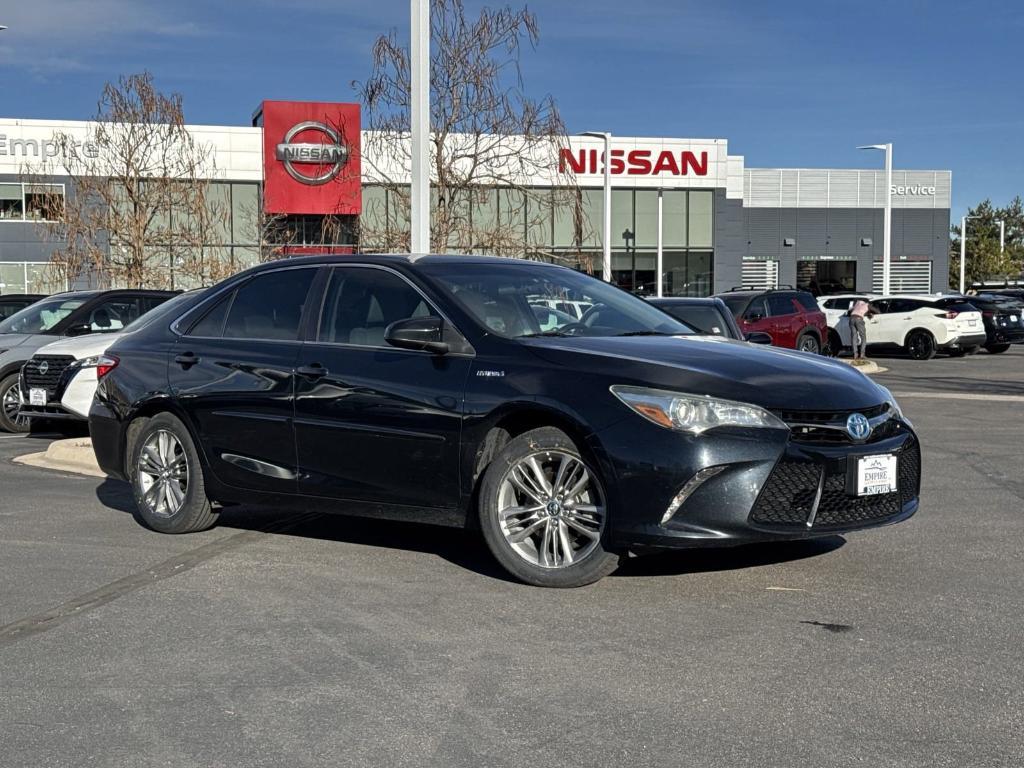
0,100,952,296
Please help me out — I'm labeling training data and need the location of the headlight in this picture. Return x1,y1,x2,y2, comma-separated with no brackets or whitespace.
878,386,905,420
610,386,788,435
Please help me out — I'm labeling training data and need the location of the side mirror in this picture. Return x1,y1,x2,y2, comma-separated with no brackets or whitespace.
385,316,449,355
745,331,773,345
65,323,93,337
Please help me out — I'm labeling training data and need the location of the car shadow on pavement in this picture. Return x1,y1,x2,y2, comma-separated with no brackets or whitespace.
611,536,845,578
94,478,512,581
96,479,844,583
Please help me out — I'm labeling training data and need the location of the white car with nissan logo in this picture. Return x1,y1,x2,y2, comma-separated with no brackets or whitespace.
827,294,986,360
17,291,203,427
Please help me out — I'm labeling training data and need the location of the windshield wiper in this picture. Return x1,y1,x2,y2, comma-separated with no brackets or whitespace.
520,330,574,338
615,330,677,337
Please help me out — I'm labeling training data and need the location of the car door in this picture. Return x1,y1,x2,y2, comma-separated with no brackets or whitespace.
767,294,800,347
865,299,904,345
739,296,772,340
293,265,474,509
168,266,318,493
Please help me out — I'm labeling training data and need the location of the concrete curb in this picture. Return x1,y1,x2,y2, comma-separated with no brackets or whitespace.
14,437,106,478
836,359,888,375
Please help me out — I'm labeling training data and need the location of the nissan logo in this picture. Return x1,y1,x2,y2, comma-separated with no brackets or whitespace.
275,121,349,186
37,360,49,376
846,413,871,441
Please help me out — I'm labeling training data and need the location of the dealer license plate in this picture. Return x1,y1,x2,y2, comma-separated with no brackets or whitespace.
857,454,898,496
29,388,47,406
967,319,977,327
1011,315,1019,322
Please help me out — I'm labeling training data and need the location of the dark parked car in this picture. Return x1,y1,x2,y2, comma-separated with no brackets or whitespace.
937,294,1024,353
647,297,747,341
89,256,920,587
0,294,45,322
0,289,178,432
716,288,829,354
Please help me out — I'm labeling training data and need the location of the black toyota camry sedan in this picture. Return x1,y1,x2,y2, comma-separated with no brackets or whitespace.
89,255,920,587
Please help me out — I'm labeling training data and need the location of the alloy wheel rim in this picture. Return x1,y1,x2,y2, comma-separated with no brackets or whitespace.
137,430,189,518
800,337,817,353
496,450,605,569
2,382,29,429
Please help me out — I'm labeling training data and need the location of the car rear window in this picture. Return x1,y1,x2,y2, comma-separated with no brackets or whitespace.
718,294,752,316
660,306,726,336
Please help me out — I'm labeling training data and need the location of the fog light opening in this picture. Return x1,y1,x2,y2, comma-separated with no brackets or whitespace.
661,465,727,525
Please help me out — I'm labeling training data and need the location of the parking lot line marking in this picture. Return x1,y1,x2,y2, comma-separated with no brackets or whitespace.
0,511,322,648
891,391,1024,403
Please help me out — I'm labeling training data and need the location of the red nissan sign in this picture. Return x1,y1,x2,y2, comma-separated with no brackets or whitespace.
558,148,708,177
260,100,361,215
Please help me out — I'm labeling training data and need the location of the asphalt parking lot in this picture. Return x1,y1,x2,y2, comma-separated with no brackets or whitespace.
2,348,1023,768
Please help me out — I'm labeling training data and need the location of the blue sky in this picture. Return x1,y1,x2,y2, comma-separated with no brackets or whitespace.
1,0,1021,220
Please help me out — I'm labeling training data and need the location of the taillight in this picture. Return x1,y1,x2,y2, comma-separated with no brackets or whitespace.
937,311,958,319
95,355,119,379
982,311,994,318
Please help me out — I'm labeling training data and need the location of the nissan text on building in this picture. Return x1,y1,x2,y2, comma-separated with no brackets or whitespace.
0,100,951,296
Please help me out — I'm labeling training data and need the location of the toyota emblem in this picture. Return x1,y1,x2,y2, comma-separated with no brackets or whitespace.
846,413,871,441
275,121,349,186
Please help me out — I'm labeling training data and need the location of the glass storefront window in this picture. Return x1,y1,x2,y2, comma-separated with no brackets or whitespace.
688,190,713,248
231,183,260,245
634,191,658,249
662,190,687,247
611,189,632,249
663,250,713,296
0,184,24,220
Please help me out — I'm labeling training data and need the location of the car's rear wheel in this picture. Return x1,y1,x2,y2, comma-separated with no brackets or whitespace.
129,412,218,534
796,333,821,355
0,373,30,433
825,329,843,357
985,343,1011,354
479,427,619,587
905,331,936,360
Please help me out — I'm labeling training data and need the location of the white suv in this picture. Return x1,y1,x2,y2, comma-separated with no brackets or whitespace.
828,294,986,360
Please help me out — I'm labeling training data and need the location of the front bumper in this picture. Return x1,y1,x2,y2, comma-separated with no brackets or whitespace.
592,416,920,550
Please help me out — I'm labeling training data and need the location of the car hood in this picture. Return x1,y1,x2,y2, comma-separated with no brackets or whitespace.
0,333,42,350
33,332,119,360
524,335,889,411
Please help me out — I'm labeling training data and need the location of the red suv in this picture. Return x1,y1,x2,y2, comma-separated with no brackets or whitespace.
716,288,828,354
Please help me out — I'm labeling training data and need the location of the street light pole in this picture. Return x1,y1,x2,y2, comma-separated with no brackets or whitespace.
581,131,612,282
999,219,1005,254
410,0,430,254
959,215,980,294
858,143,892,295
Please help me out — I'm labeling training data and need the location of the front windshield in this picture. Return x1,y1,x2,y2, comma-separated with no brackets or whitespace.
424,262,693,338
0,297,87,335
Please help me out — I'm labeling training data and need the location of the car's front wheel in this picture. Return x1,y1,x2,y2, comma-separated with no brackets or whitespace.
129,412,218,534
0,373,30,433
479,427,620,587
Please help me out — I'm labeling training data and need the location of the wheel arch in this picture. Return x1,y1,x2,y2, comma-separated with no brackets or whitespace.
901,326,935,347
121,397,211,478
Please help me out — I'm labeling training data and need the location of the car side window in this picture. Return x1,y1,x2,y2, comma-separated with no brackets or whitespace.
794,292,818,311
187,293,233,337
767,294,797,316
218,268,316,341
744,297,768,320
872,300,891,314
86,298,143,332
887,299,915,313
317,267,439,346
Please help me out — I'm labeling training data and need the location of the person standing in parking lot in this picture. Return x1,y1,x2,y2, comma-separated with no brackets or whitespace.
849,299,873,359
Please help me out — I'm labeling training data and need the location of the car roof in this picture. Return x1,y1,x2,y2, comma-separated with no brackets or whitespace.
0,293,46,300
245,253,551,274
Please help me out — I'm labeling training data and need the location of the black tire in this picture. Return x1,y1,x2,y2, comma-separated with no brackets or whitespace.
947,348,967,357
796,333,821,355
985,343,1011,354
128,412,218,534
0,373,30,434
905,330,936,360
478,427,620,588
965,345,981,356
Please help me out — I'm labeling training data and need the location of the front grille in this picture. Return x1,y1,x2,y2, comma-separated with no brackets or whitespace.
774,403,900,445
22,355,76,396
750,437,920,529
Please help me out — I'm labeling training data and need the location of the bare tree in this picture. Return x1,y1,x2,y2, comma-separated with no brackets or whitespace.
24,73,226,289
354,0,588,262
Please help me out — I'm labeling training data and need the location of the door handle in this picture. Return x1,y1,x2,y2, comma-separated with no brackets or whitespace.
296,364,328,379
174,352,199,368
